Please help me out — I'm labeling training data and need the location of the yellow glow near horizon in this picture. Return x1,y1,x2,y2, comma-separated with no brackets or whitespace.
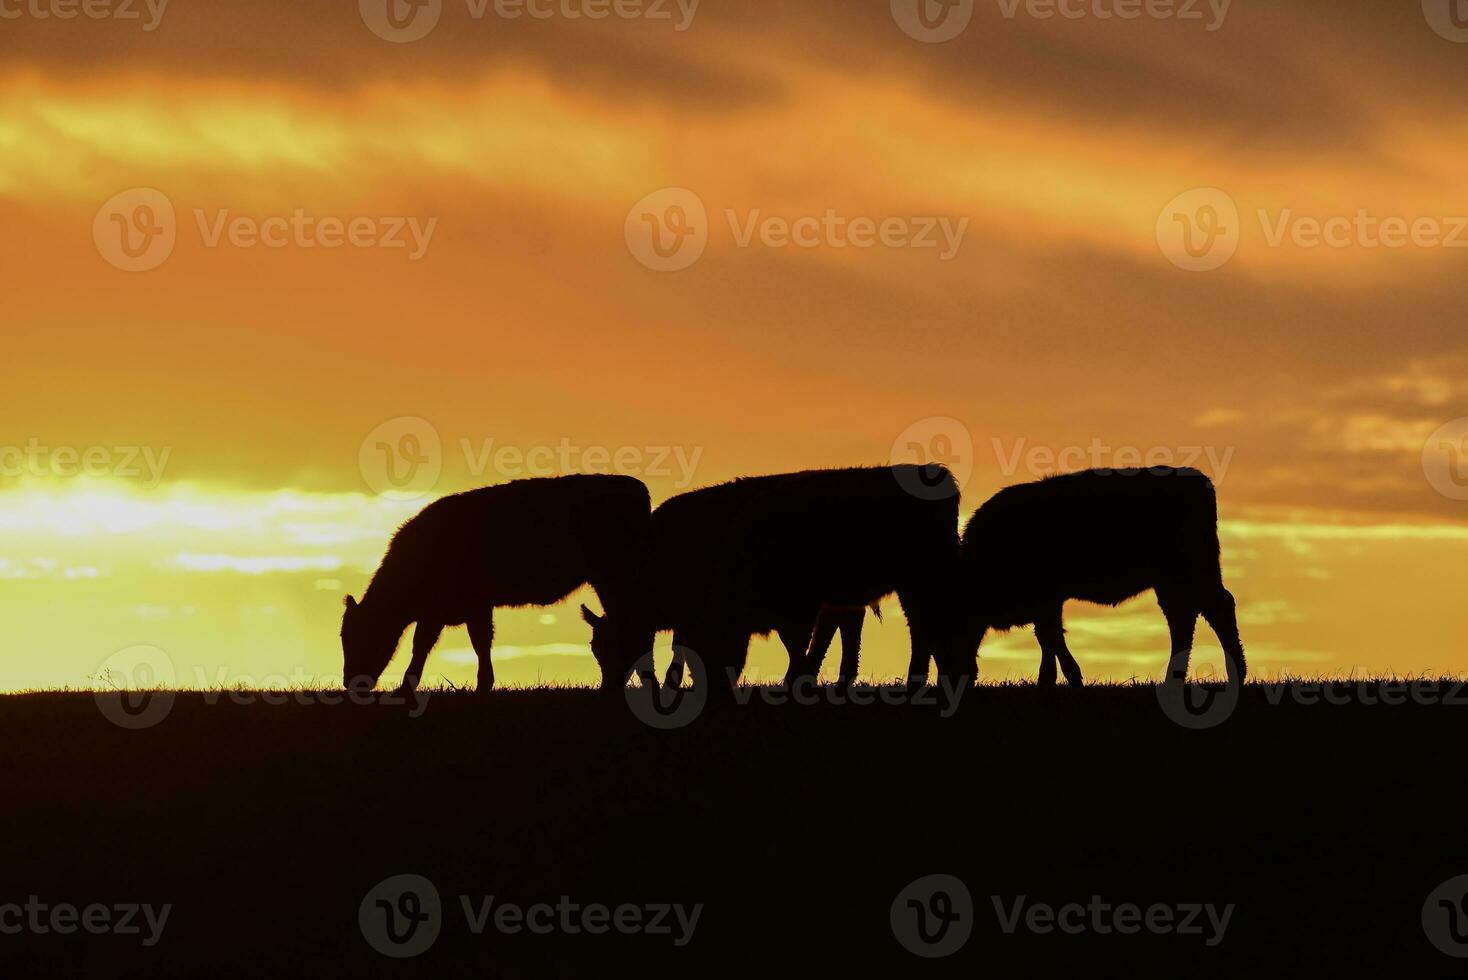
0,478,1465,692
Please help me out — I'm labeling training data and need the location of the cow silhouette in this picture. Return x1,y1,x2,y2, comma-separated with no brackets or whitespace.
583,465,967,698
959,466,1245,686
661,602,878,689
342,475,650,695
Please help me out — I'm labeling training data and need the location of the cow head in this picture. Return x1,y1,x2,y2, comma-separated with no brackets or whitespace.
581,603,656,692
340,595,402,692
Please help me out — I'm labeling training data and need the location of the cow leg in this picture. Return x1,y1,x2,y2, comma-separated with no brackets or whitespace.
1201,586,1247,684
905,636,931,690
396,621,443,696
1157,589,1198,684
897,589,938,689
1056,623,1082,686
970,621,991,677
680,625,746,701
724,632,753,697
836,610,863,688
1034,623,1057,688
467,612,495,696
1035,606,1081,687
778,614,817,687
803,612,840,682
907,585,974,691
664,632,687,689
903,647,930,689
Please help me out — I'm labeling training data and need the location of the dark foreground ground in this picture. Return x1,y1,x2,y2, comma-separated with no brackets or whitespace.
2,680,1466,977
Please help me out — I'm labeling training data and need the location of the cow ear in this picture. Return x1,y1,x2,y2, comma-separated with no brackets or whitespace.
580,603,603,627
344,595,358,611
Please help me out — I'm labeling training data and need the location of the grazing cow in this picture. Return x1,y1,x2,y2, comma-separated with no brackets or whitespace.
342,475,650,695
582,465,967,699
662,602,878,689
959,466,1245,686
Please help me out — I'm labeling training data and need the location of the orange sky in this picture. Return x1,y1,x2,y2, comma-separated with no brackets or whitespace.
2,0,1467,690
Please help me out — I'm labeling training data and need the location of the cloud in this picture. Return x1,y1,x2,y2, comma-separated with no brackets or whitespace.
171,553,345,574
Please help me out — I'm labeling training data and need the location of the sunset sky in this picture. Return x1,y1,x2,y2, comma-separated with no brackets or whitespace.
2,0,1467,691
